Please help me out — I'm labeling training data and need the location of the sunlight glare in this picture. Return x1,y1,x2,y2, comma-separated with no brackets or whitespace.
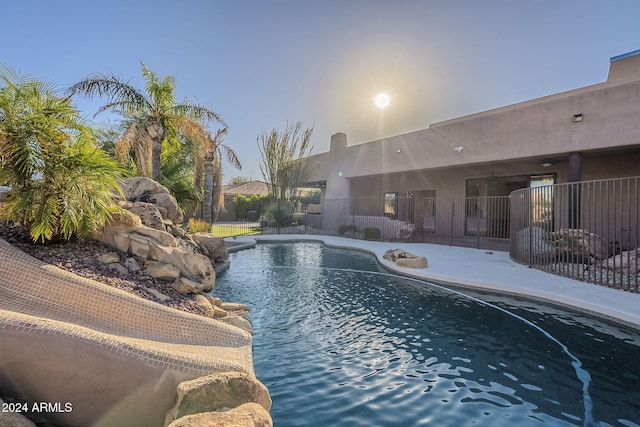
374,92,390,109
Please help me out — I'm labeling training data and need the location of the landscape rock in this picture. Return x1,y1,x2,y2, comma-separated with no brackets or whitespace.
191,233,229,263
550,228,608,262
221,315,254,334
123,257,141,272
604,248,639,274
212,306,230,317
128,201,166,231
145,261,181,281
207,296,223,307
164,372,272,426
107,262,130,276
96,252,120,264
396,256,428,269
142,286,172,302
172,277,210,294
383,248,428,269
93,222,215,292
192,294,216,318
167,403,272,427
119,177,183,224
134,226,177,247
220,302,251,312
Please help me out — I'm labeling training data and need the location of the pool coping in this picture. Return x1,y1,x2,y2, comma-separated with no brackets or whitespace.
225,234,640,330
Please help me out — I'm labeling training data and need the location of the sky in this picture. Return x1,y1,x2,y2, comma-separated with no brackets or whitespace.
3,0,640,183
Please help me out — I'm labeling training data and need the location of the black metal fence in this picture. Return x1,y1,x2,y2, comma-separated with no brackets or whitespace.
217,177,639,291
215,196,511,251
510,176,639,292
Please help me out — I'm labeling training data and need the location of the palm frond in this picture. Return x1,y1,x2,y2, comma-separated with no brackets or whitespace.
68,74,151,116
172,101,227,128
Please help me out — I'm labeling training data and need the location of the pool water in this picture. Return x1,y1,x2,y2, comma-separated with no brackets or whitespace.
213,242,640,427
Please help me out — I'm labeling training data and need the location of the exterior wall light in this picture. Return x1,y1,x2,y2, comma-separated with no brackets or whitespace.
454,146,464,153
541,158,553,167
573,114,583,122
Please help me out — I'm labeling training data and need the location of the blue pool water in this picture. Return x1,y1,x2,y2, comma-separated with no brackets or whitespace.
213,242,640,427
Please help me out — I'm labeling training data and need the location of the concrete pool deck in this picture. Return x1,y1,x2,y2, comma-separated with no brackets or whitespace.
229,234,640,329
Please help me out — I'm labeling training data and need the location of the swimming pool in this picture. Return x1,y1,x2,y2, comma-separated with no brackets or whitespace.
213,242,640,426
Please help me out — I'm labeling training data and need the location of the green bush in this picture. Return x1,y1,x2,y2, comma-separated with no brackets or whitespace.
234,194,273,220
364,227,381,241
338,224,358,235
0,69,126,243
264,199,295,227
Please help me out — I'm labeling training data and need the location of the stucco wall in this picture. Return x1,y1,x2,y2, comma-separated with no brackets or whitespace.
303,53,640,201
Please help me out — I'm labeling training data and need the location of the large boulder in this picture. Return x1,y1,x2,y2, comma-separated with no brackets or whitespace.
164,372,272,426
549,228,608,262
128,201,166,231
119,177,184,224
604,248,639,274
167,403,272,427
191,233,229,263
383,248,428,269
145,260,182,281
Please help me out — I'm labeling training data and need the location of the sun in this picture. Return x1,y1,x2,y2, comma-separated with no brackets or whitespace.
374,92,390,109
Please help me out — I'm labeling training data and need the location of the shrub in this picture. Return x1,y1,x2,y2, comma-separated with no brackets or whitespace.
264,199,295,227
187,218,211,233
364,227,381,241
338,224,358,235
0,69,125,242
292,212,306,225
234,194,273,220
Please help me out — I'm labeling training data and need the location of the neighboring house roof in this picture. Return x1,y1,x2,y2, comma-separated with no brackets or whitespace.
223,180,271,197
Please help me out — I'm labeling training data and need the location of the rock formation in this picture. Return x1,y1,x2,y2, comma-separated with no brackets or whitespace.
91,177,229,295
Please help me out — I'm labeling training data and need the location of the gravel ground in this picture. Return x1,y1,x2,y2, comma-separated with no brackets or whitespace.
0,222,212,317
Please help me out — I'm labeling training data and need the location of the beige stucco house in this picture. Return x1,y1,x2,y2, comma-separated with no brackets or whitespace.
300,50,640,242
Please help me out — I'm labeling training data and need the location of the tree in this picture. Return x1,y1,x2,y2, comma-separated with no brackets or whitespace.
68,62,226,180
201,128,241,223
0,65,124,242
257,121,313,200
228,176,250,185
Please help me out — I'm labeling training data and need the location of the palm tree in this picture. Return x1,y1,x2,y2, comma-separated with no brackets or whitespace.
0,65,124,242
200,128,241,223
68,62,226,179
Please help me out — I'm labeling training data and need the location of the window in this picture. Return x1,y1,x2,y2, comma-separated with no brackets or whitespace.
384,192,398,219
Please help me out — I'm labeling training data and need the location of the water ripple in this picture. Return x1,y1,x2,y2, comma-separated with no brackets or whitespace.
214,243,640,427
